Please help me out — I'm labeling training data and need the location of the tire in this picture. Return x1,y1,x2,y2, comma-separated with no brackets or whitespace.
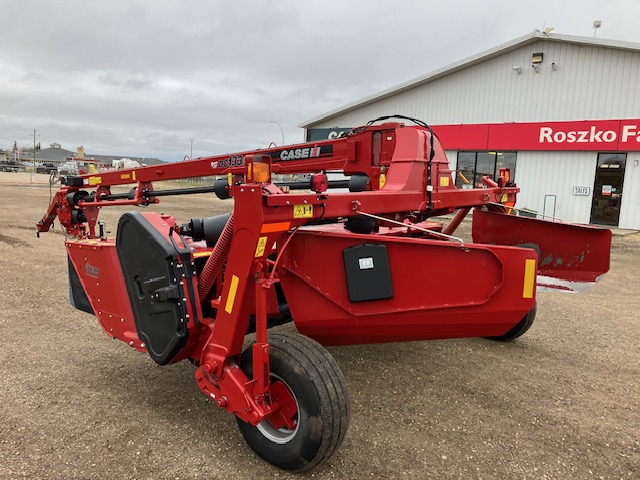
236,332,350,471
487,303,537,341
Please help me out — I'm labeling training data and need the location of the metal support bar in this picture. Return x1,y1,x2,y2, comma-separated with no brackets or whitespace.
253,279,271,397
357,211,464,244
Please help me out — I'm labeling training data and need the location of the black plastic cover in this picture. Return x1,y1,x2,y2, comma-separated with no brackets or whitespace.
116,212,188,365
68,256,94,315
343,244,393,302
61,176,83,187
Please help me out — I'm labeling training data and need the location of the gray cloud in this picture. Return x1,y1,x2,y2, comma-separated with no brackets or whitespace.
1,0,638,161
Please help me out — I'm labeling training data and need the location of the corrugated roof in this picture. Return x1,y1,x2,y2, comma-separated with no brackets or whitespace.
299,31,640,128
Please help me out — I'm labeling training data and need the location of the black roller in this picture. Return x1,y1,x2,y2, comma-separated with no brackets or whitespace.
71,209,87,224
183,213,231,247
349,173,370,192
66,190,89,207
214,179,231,200
344,216,376,234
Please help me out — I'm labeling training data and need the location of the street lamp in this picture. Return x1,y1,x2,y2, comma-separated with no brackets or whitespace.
29,128,39,186
269,121,284,146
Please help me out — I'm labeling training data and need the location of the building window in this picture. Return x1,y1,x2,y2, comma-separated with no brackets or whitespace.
455,151,517,188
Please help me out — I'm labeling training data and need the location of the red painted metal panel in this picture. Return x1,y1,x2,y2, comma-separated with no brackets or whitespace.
471,210,612,291
66,240,141,348
279,228,536,346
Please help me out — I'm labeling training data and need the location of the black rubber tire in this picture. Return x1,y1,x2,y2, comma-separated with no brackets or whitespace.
487,303,537,341
236,332,350,472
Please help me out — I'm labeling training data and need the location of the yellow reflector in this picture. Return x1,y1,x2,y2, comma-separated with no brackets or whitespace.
225,275,240,314
379,174,386,189
523,259,536,298
440,176,450,187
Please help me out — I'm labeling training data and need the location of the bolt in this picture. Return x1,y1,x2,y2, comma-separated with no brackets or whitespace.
216,397,228,408
129,341,134,346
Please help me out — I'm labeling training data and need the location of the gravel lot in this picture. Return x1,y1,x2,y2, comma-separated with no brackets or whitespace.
0,173,638,479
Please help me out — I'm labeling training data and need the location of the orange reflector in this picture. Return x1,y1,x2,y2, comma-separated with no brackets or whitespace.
500,168,511,184
248,161,270,183
261,222,291,233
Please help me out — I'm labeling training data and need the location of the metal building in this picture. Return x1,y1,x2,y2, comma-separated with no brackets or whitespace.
300,31,640,230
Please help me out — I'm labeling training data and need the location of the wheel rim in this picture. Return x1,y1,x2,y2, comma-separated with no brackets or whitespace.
256,374,300,444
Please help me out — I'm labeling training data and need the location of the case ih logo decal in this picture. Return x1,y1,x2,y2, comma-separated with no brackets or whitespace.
273,145,333,161
85,262,100,279
539,124,640,144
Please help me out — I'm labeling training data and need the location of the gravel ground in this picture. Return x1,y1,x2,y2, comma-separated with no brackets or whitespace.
0,174,638,479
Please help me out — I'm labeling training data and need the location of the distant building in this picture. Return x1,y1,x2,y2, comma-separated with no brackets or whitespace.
301,31,640,230
16,143,164,168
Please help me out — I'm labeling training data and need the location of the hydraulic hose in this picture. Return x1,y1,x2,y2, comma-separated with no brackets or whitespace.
198,211,234,301
442,207,471,236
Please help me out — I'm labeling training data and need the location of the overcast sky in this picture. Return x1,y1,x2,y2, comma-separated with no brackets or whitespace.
1,0,638,161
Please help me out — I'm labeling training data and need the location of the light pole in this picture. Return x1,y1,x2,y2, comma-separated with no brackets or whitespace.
269,121,284,146
29,128,39,185
188,138,194,160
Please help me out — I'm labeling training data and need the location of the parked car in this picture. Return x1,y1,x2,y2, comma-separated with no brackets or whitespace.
36,162,57,174
0,160,21,172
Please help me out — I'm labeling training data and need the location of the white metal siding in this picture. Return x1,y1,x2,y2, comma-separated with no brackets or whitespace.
310,40,640,129
514,152,596,224
619,152,640,229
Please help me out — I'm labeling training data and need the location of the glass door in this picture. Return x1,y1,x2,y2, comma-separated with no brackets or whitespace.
590,153,626,226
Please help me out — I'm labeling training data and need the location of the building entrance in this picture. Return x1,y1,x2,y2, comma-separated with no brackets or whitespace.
590,153,626,226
